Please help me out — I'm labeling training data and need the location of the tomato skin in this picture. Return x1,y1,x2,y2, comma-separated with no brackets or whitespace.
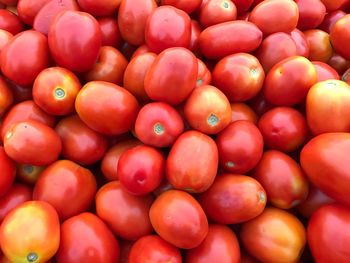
304,29,333,63
161,0,202,13
144,47,198,105
319,10,346,33
1,30,49,86
198,174,266,224
128,235,182,263
189,20,201,54
199,21,262,59
56,212,120,263
0,147,15,197
16,164,45,185
230,103,258,124
199,0,237,28
321,0,348,11
313,61,340,81
0,76,13,118
216,121,264,174
48,10,102,73
290,28,310,57
0,9,23,35
75,81,139,135
166,130,218,193
150,189,208,249
77,0,121,16
232,0,253,14
98,17,122,48
196,58,211,87
95,181,154,240
17,0,50,25
296,0,326,30
0,29,13,52
249,0,299,35
0,201,60,263
329,53,350,75
330,15,350,60
240,207,306,263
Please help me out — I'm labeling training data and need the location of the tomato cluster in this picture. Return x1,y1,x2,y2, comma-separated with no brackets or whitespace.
0,0,350,262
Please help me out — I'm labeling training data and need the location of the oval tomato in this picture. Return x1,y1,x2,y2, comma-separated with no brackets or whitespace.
304,29,333,62
98,17,122,48
330,14,350,60
313,61,340,81
199,0,237,28
17,0,51,25
230,103,258,124
0,9,23,35
0,29,13,52
296,0,326,30
0,147,15,197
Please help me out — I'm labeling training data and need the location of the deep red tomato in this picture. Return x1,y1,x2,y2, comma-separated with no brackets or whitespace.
216,120,264,174
196,58,212,87
319,10,346,33
1,30,49,86
321,0,348,11
329,53,350,75
230,103,258,124
231,0,253,14
0,9,23,35
166,130,218,193
161,0,202,13
17,0,50,25
144,47,197,105
330,14,350,60
0,76,13,118
0,147,15,197
56,212,120,263
198,174,266,224
95,181,154,240
199,0,237,28
304,29,333,62
16,164,45,185
77,0,121,16
128,235,182,263
290,28,310,57
150,189,208,249
98,17,122,48
131,44,152,59
312,61,340,81
0,29,13,52
48,10,102,72
296,0,326,30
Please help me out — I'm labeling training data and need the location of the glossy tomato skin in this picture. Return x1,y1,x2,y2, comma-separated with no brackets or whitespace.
128,235,182,263
0,76,13,118
161,0,202,13
77,0,121,16
319,10,346,33
199,21,262,59
0,147,15,197
240,208,306,263
56,212,120,263
230,103,258,124
198,174,266,224
196,58,211,87
95,181,154,240
98,17,122,48
296,0,326,30
0,29,13,52
330,15,350,60
150,189,208,249
199,0,237,28
186,224,240,263
166,130,218,193
17,0,51,25
290,28,310,57
0,9,23,35
304,29,333,62
313,61,340,81
75,81,139,135
1,30,49,86
0,201,60,263
48,10,102,72
144,47,197,105
216,121,264,174
4,120,62,166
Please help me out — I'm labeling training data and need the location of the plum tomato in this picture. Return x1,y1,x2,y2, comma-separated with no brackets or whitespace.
0,29,13,52
0,76,13,118
304,29,333,62
199,0,237,28
77,0,121,17
97,17,122,48
16,164,45,185
230,103,258,124
17,0,51,25
312,61,340,81
196,58,212,87
330,14,350,60
290,28,310,57
296,0,326,30
0,147,15,197
0,9,23,35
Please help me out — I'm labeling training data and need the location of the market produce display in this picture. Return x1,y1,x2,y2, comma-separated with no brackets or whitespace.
1,0,350,262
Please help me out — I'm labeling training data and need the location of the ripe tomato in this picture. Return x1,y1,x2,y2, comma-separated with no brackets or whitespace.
77,0,121,16
321,0,348,11
231,0,253,14
131,44,152,59
48,10,102,72
0,76,13,118
128,235,182,263
0,201,60,263
313,61,340,81
319,10,346,33
150,189,208,249
17,0,50,25
304,29,333,62
198,174,266,224
296,0,326,30
199,0,237,28
16,164,45,185
161,0,202,14
75,81,139,135
329,53,350,75
330,14,350,60
95,181,154,240
98,17,122,48
196,58,211,87
56,212,120,263
189,20,201,54
0,29,13,52
0,9,23,35
166,130,218,193
230,103,258,124
290,28,310,57
0,147,15,197
216,121,264,174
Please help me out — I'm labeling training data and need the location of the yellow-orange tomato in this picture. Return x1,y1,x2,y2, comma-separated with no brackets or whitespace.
304,29,333,62
0,201,60,263
230,103,258,124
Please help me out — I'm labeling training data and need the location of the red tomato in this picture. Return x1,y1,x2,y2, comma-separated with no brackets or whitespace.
128,235,182,263
199,0,237,28
196,58,211,87
56,212,120,263
161,0,202,13
198,174,266,224
98,17,122,48
312,61,340,81
330,15,350,60
212,53,265,102
296,0,326,30
321,0,348,11
0,9,23,35
33,67,81,116
0,147,15,197
231,0,253,14
304,29,333,62
249,0,299,35
48,10,102,72
95,181,154,240
258,107,308,152
0,76,13,118
230,103,258,124
329,53,350,75
216,121,264,174
189,20,201,54
150,189,208,249
144,47,197,105
17,0,50,25
75,81,139,135
131,44,152,59
199,21,262,59
290,28,310,57
0,29,13,52
319,10,346,33
0,201,60,263
1,30,49,86
16,164,45,185
166,130,218,193
77,0,121,16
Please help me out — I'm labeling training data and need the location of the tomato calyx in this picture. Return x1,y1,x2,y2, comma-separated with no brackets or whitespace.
54,87,66,99
27,252,38,262
207,114,219,127
153,122,165,135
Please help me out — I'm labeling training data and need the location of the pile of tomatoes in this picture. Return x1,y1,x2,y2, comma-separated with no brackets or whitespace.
1,0,350,262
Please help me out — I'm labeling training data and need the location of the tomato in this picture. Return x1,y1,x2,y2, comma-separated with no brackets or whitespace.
0,147,15,197
77,0,121,16
329,53,350,75
56,212,120,263
231,0,253,14
321,0,348,11
258,107,308,152
199,21,262,59
0,201,60,263
48,10,101,73
98,17,122,48
118,0,156,46
199,0,237,28
240,207,306,263
307,204,350,262
216,121,264,174
212,53,264,102
304,29,333,62
166,130,218,193
290,28,310,57
263,56,317,106
230,103,258,124
84,46,128,85
248,91,274,117
128,235,182,263
249,0,299,35
144,47,197,105
198,174,266,224
196,58,211,87
0,76,13,118
1,30,49,86
150,189,208,249
17,0,50,25
16,164,45,185
95,181,154,240
0,29,13,52
145,5,191,53
313,61,340,81
319,10,346,33
161,0,202,13
0,9,23,35
75,81,139,135
256,32,297,72
300,132,350,206
33,67,81,116
330,15,350,60
0,183,32,222
296,0,326,30
123,52,156,102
